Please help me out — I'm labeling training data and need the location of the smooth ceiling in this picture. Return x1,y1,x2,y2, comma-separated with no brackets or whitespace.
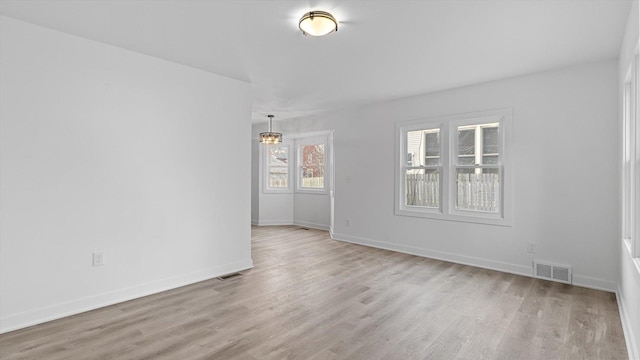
0,0,632,123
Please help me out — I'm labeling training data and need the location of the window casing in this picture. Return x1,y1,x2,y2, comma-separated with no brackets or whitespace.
622,52,639,258
406,128,441,209
296,135,328,194
452,121,501,215
263,143,292,193
261,133,331,195
396,109,512,226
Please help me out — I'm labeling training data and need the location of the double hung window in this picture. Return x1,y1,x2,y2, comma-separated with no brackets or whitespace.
297,136,328,193
263,144,292,193
454,122,500,213
396,109,512,225
262,134,330,195
406,128,441,208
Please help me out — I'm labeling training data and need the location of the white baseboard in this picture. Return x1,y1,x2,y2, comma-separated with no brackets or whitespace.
0,259,254,334
617,288,640,360
257,219,294,226
293,220,330,231
331,232,617,293
332,232,531,278
251,218,258,225
256,219,330,231
572,275,617,293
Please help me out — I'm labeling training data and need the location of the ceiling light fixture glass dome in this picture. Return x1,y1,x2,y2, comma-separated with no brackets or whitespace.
299,11,338,37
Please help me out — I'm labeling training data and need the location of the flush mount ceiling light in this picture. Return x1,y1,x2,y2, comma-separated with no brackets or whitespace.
260,115,282,144
299,11,338,37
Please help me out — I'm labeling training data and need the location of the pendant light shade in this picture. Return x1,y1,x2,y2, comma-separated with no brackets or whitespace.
299,11,338,37
260,115,282,144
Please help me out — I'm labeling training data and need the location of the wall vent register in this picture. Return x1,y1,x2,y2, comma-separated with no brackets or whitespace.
533,260,572,284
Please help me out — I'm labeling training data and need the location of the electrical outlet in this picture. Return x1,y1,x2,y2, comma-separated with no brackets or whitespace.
93,252,104,266
346,218,351,227
526,242,537,254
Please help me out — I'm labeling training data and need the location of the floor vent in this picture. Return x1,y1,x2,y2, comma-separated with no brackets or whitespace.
533,261,572,284
217,272,242,281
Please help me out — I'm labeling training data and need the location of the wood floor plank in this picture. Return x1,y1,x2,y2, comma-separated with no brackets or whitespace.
0,226,629,359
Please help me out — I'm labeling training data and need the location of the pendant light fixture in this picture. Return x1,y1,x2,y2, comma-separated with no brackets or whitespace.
299,11,338,37
259,115,282,144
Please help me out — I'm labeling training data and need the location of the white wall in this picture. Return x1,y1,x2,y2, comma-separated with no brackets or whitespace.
618,1,640,358
251,133,260,224
273,60,620,292
0,16,253,333
254,135,295,226
258,193,295,225
293,194,330,231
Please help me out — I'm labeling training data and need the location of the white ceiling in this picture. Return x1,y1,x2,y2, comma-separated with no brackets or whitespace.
0,0,633,123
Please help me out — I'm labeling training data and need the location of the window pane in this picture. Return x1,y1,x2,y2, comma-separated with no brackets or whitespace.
482,155,499,165
405,168,439,208
455,168,500,213
407,130,422,166
425,158,439,166
425,132,440,157
458,155,475,165
268,146,288,188
482,126,500,155
407,129,439,167
269,146,288,165
458,128,475,156
301,144,325,189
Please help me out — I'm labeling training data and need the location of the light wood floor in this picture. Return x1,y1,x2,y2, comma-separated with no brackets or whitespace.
0,226,629,359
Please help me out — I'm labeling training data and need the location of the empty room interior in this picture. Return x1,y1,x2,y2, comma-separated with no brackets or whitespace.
1,0,639,359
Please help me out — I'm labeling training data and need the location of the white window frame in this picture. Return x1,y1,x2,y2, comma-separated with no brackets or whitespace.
636,51,640,259
296,134,329,194
622,50,639,259
395,108,513,226
262,142,293,194
399,122,445,216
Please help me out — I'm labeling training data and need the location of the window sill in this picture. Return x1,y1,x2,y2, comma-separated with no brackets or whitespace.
395,208,512,227
295,189,329,195
263,190,293,194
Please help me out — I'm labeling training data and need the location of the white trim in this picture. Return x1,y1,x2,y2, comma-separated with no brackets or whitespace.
331,231,616,292
395,108,513,226
293,220,330,231
284,130,334,139
396,121,445,216
622,52,639,259
296,134,330,195
0,259,254,334
571,275,616,293
255,220,330,231
617,288,640,360
257,219,294,226
332,231,531,278
619,42,640,360
620,234,640,360
329,131,335,235
634,51,639,259
624,238,640,275
262,142,293,194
